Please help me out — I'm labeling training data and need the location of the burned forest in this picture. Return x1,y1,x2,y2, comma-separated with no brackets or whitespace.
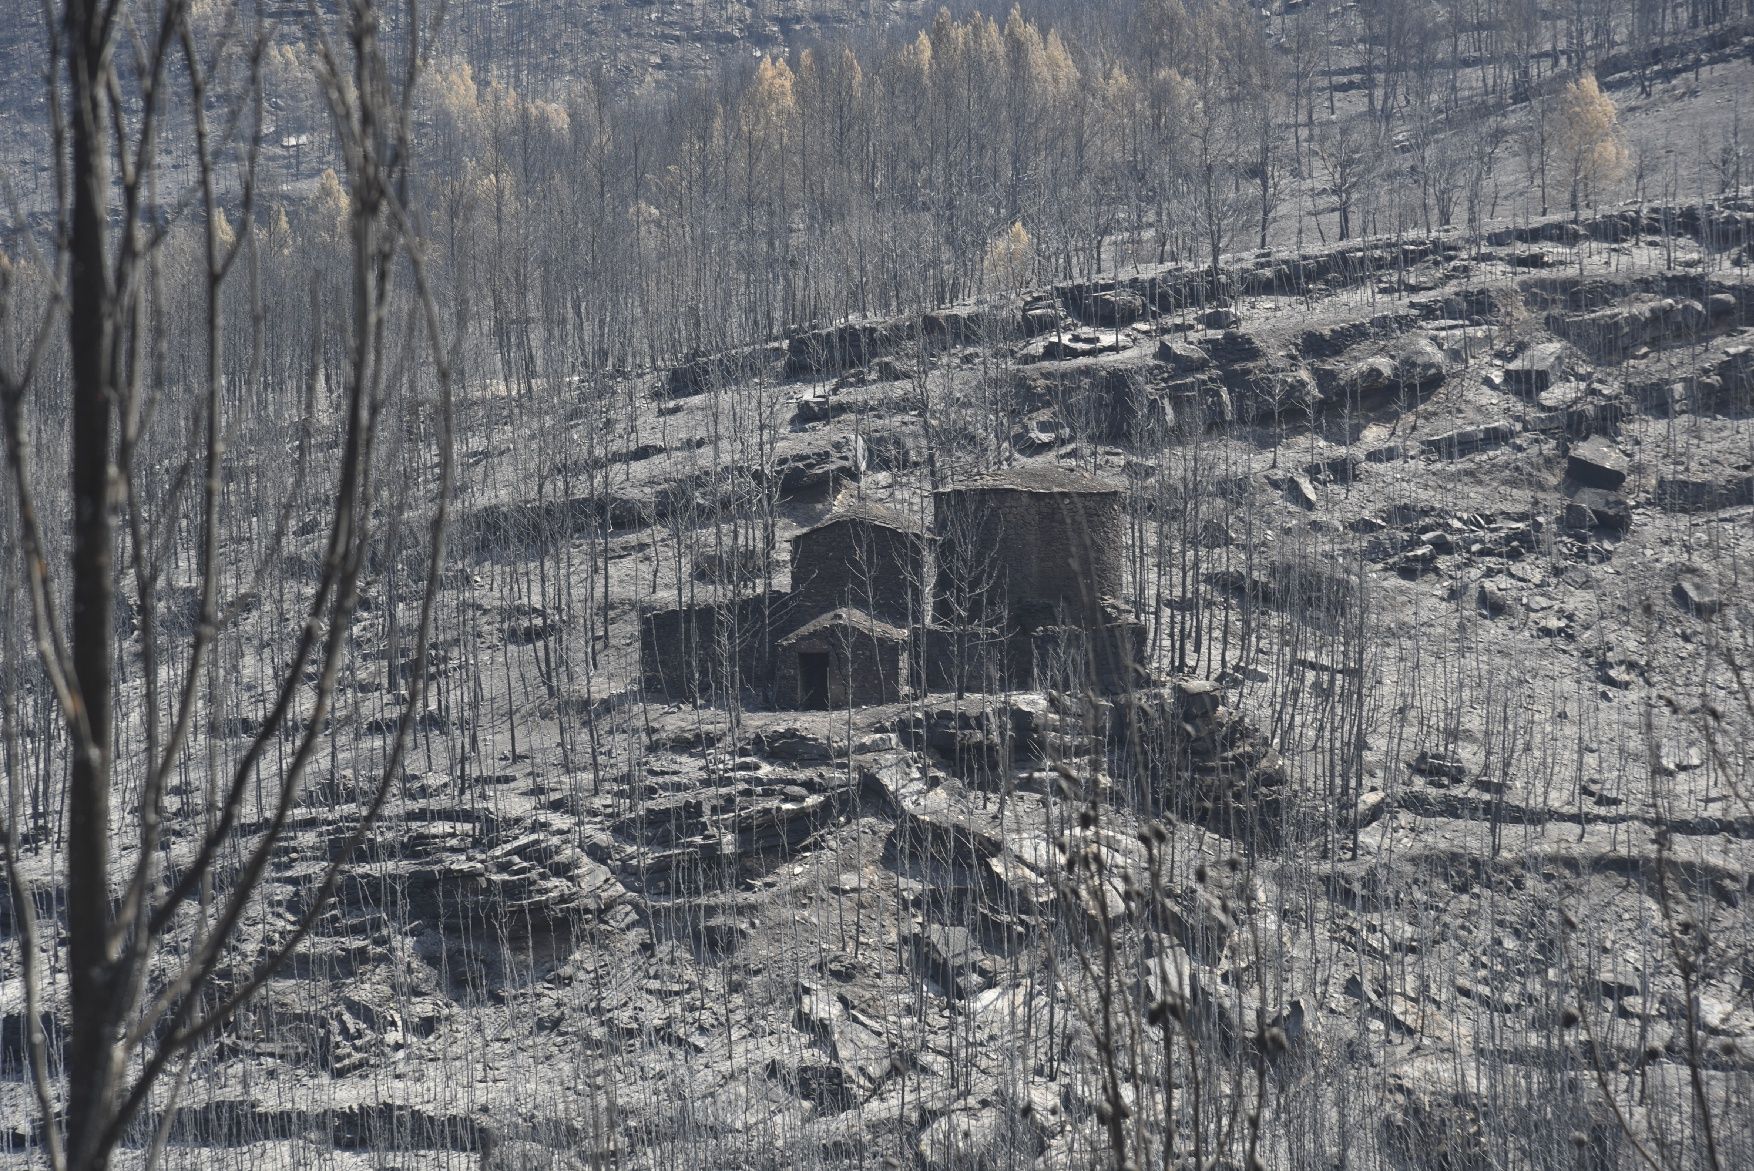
0,0,1752,1168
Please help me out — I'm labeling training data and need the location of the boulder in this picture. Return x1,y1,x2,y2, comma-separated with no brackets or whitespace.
1020,306,1062,337
1331,337,1446,402
1697,345,1752,411
1202,306,1241,329
1411,750,1467,783
1156,339,1212,372
793,389,834,423
1412,286,1518,323
664,345,779,398
1080,289,1147,327
1012,415,1065,453
1509,248,1556,268
1032,332,1131,361
1656,472,1754,512
1206,329,1265,365
1673,574,1726,618
1562,297,1708,357
1565,436,1628,490
917,1099,1020,1169
865,425,924,471
921,305,1011,348
1281,472,1319,510
1596,645,1644,690
1476,580,1513,617
1297,312,1418,359
1339,355,1398,399
1382,1069,1492,1171
872,357,916,381
1172,679,1224,722
1245,365,1321,414
1366,442,1418,463
1562,487,1631,536
1305,452,1362,484
1393,335,1449,389
908,923,994,999
785,321,901,376
751,724,836,763
1505,343,1567,396
887,784,1005,864
1421,423,1517,459
769,435,867,499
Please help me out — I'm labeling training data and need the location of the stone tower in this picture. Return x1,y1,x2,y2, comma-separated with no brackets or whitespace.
932,465,1125,631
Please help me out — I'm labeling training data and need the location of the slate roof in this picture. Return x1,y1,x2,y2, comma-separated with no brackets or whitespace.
798,500,926,535
777,606,910,644
941,462,1121,495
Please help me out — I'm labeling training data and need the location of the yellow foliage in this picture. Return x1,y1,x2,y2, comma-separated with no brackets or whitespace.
1554,72,1629,201
427,60,570,152
839,47,865,95
931,10,963,66
314,168,349,242
969,13,1005,76
1152,66,1194,118
499,80,567,135
751,56,797,120
530,99,570,136
1100,62,1137,109
742,55,798,158
188,0,226,40
265,41,308,86
1003,8,1048,97
467,161,517,213
213,209,235,251
429,57,481,128
900,30,933,80
1043,31,1078,97
985,220,1035,289
263,204,292,257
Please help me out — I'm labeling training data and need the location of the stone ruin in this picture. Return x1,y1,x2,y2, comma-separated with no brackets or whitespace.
928,465,1144,696
641,466,1149,708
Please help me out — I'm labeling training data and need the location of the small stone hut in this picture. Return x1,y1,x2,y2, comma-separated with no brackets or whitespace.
640,591,798,701
933,465,1125,631
775,608,911,709
789,502,926,627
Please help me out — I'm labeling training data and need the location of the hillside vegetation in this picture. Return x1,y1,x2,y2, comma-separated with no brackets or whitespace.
0,2,1750,1169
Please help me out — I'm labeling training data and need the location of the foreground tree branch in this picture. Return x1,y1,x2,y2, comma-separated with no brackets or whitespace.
0,1,451,1167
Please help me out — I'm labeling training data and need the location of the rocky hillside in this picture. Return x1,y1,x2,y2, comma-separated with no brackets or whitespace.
4,194,1747,1170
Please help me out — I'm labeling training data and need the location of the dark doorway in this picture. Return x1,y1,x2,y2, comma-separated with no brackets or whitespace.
798,651,830,709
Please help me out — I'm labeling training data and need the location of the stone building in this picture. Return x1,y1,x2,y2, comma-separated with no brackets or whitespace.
788,503,925,627
932,465,1125,631
643,465,1146,706
775,608,911,709
1015,615,1147,694
640,591,798,702
640,501,925,706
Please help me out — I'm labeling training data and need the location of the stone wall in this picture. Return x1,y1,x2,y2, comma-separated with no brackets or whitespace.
1022,618,1148,695
922,624,1014,695
920,618,1145,696
776,610,911,709
640,591,798,701
790,511,925,628
933,467,1125,631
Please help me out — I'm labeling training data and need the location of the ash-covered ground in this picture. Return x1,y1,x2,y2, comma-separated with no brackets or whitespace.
4,199,1753,1170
